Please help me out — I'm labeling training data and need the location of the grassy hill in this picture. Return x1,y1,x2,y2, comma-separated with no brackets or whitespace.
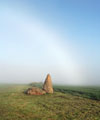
30,82,100,100
54,85,100,100
0,84,100,120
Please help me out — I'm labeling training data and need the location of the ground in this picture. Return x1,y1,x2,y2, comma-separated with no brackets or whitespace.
0,84,100,120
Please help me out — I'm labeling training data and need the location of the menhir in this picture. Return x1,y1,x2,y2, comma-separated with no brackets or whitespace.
43,74,53,93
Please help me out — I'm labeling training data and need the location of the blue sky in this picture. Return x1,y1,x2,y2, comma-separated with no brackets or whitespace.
0,0,100,85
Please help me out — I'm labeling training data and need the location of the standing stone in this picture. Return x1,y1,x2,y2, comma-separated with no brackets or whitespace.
43,74,53,93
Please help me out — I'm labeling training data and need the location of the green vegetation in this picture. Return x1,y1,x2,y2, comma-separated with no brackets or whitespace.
30,82,100,100
0,84,100,120
54,85,100,100
30,82,43,88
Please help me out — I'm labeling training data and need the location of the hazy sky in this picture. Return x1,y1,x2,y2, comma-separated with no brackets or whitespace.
0,0,100,85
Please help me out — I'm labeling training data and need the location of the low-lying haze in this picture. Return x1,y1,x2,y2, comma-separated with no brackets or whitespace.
0,0,100,85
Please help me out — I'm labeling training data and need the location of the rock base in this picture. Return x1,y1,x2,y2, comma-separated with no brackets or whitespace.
26,87,46,95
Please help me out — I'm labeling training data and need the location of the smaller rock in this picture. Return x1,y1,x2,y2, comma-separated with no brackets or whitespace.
26,87,46,95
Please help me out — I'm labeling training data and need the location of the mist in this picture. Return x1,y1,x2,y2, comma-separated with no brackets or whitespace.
0,1,100,86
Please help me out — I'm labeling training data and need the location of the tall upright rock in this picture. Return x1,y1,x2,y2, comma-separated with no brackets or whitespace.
43,74,53,93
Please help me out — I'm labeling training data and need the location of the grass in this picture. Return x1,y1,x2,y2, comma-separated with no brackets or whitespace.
54,85,100,100
0,84,100,120
30,82,100,100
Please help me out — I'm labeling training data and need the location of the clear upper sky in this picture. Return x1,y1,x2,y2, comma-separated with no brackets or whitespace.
0,0,100,85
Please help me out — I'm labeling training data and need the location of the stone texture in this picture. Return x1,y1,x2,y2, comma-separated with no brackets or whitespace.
43,74,53,93
25,74,54,95
26,87,46,95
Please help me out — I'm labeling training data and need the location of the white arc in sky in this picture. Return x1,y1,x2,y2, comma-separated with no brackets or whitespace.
0,7,84,85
